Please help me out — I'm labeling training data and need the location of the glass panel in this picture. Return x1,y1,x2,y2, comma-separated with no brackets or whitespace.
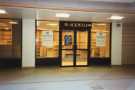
91,23,110,58
62,31,74,49
36,21,59,58
0,30,12,45
76,50,88,65
0,19,22,59
77,31,88,49
62,50,74,66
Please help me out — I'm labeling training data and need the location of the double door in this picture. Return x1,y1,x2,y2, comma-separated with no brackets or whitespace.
61,30,89,66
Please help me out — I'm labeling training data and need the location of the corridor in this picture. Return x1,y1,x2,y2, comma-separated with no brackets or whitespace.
0,66,135,90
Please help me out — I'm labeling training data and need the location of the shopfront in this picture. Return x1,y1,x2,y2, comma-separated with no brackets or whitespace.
36,21,111,67
0,19,22,68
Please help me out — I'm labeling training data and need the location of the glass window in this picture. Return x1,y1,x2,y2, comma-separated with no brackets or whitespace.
77,31,88,49
0,19,22,59
76,50,88,65
62,50,74,66
36,21,59,58
91,23,110,58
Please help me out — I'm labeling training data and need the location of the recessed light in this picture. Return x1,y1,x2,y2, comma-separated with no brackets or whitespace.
56,13,70,18
110,15,124,20
0,9,7,14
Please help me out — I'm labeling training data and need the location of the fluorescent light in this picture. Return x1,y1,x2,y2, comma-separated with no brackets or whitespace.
0,9,7,14
110,15,124,20
4,27,9,30
9,21,18,24
56,13,70,18
96,23,106,26
47,23,58,26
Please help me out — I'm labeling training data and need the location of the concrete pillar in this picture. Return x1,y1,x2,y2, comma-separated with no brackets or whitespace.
111,22,122,65
22,19,35,68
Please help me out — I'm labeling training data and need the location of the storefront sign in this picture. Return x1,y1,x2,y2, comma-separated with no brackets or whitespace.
41,31,53,48
64,22,91,28
96,32,106,47
60,21,91,31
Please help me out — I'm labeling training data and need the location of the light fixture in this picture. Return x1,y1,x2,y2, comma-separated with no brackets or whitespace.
47,23,58,26
4,27,9,30
110,15,124,20
9,21,18,24
0,9,7,14
56,13,70,18
96,23,106,26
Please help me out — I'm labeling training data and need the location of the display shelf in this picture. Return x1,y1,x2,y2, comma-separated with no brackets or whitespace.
0,30,12,45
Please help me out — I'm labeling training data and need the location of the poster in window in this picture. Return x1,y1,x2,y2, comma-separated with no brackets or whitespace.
41,31,53,48
96,32,106,47
64,35,72,46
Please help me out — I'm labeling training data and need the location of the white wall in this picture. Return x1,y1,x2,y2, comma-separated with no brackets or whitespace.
22,19,35,68
111,22,122,65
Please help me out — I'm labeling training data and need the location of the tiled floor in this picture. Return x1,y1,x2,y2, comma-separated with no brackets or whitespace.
0,66,135,90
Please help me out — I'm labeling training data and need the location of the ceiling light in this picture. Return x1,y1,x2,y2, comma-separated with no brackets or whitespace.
9,21,18,24
110,15,124,20
4,27,9,30
47,23,58,26
0,9,7,14
96,23,106,26
56,13,70,18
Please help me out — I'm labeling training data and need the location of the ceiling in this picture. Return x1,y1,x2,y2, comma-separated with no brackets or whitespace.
80,0,135,3
0,0,134,3
0,0,134,22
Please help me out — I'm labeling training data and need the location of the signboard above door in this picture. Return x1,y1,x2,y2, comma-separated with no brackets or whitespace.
60,21,91,31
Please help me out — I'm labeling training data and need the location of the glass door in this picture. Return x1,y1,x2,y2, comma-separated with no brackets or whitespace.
76,31,88,66
61,30,88,66
61,31,74,66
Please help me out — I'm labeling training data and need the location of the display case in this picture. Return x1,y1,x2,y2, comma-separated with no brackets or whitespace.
91,23,110,58
36,21,59,58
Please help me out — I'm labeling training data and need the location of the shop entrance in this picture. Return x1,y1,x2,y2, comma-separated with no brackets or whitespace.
36,21,111,67
61,30,89,66
60,21,91,66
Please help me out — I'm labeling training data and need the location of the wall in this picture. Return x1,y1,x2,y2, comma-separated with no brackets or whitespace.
22,19,35,67
122,22,135,65
111,22,122,65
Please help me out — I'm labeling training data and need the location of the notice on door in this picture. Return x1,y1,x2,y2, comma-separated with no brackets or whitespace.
96,32,106,47
41,31,53,48
64,35,72,46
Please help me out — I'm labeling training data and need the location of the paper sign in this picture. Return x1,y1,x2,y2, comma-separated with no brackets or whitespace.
96,32,106,47
41,31,53,48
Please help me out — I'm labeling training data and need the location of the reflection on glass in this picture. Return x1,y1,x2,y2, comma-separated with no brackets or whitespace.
0,19,22,59
77,31,88,49
62,50,73,66
62,31,74,49
36,21,59,58
91,23,110,58
76,50,88,65
0,22,12,45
